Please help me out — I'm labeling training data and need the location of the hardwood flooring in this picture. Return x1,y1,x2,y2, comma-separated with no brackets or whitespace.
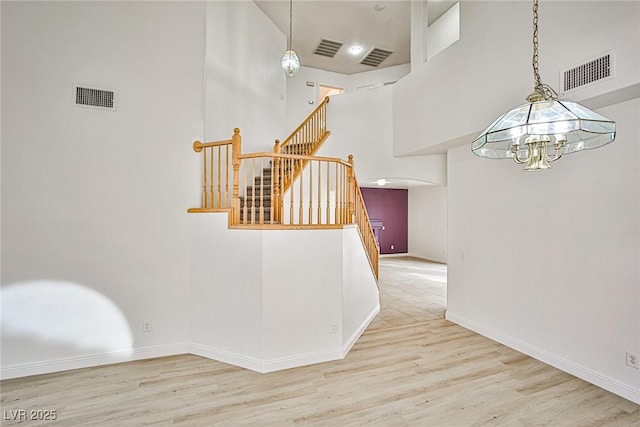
2,256,638,426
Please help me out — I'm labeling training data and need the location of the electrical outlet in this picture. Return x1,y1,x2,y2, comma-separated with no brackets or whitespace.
626,351,639,368
391,244,395,250
330,323,337,334
142,321,153,333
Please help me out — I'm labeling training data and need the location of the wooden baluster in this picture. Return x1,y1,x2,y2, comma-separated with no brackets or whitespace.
273,140,280,224
216,146,221,208
317,160,321,224
309,161,313,224
232,128,241,224
335,163,341,224
259,157,264,225
225,144,229,208
326,162,330,225
289,157,294,225
250,158,255,225
208,146,214,208
299,157,304,225
348,155,354,224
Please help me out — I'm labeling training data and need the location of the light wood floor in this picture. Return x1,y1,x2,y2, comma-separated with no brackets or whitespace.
2,257,638,426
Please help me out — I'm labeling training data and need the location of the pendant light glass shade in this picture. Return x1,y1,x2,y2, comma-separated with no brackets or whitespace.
282,49,300,78
472,100,616,170
471,0,616,171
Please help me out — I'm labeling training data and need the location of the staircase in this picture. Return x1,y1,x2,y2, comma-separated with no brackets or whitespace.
188,96,379,279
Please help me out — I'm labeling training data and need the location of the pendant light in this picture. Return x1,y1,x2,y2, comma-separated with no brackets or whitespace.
281,0,300,78
471,0,616,171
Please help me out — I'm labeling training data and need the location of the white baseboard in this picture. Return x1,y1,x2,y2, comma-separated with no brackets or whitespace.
342,303,380,357
1,307,382,380
446,311,640,405
189,343,265,373
406,253,448,264
0,343,189,380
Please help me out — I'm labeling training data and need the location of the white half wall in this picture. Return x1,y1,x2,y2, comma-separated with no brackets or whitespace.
1,1,205,377
189,215,379,373
408,186,448,263
447,98,640,403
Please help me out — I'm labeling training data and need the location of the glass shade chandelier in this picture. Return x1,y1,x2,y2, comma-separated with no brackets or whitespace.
281,0,300,78
472,0,616,171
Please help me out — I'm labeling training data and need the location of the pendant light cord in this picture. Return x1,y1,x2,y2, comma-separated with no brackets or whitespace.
288,0,293,51
527,0,558,102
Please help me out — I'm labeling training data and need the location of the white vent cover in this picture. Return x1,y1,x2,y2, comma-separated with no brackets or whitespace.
74,85,116,110
561,50,614,92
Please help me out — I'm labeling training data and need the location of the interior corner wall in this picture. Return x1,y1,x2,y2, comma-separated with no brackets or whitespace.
205,0,286,153
408,186,447,263
316,86,447,186
1,1,205,375
447,98,640,403
285,64,410,133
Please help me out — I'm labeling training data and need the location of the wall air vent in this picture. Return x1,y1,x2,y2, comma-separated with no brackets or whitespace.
561,51,614,92
360,48,393,67
74,85,116,110
313,39,343,58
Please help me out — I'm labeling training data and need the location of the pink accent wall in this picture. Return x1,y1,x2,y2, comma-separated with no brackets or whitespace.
360,188,408,254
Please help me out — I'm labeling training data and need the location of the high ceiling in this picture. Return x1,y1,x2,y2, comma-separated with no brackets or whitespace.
255,0,457,75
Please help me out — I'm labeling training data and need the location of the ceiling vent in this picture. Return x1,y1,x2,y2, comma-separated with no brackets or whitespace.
561,51,614,92
74,85,116,110
313,39,343,58
360,48,393,67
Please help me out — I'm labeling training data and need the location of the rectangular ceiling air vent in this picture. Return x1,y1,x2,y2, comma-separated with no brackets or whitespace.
74,85,116,110
561,51,614,92
313,39,343,58
360,48,393,67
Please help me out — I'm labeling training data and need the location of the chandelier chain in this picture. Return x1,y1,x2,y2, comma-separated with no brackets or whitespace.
528,0,558,102
288,0,293,51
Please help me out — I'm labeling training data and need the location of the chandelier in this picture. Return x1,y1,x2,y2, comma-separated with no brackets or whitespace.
471,0,616,171
281,0,300,78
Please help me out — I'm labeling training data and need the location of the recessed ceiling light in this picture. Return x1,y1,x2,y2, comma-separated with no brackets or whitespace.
374,4,385,12
349,46,363,55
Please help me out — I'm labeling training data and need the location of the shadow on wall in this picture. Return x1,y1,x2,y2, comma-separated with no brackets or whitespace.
1,281,133,365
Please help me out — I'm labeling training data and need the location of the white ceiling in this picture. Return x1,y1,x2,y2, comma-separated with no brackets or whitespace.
255,1,458,75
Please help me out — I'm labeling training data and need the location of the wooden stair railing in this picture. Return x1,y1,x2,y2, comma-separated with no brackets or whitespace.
348,155,380,280
188,127,379,279
276,96,331,196
187,128,239,213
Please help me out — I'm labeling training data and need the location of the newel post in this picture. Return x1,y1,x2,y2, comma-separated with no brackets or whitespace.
231,128,241,224
273,140,281,223
347,155,355,224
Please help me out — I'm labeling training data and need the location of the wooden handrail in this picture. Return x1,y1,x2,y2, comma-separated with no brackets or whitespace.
239,151,350,166
193,139,234,152
188,129,238,211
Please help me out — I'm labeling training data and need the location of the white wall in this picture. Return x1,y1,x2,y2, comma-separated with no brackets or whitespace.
189,216,378,373
447,98,640,403
394,1,640,156
408,185,447,263
1,1,205,376
205,0,286,153
317,86,447,186
286,64,410,132
342,226,380,349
